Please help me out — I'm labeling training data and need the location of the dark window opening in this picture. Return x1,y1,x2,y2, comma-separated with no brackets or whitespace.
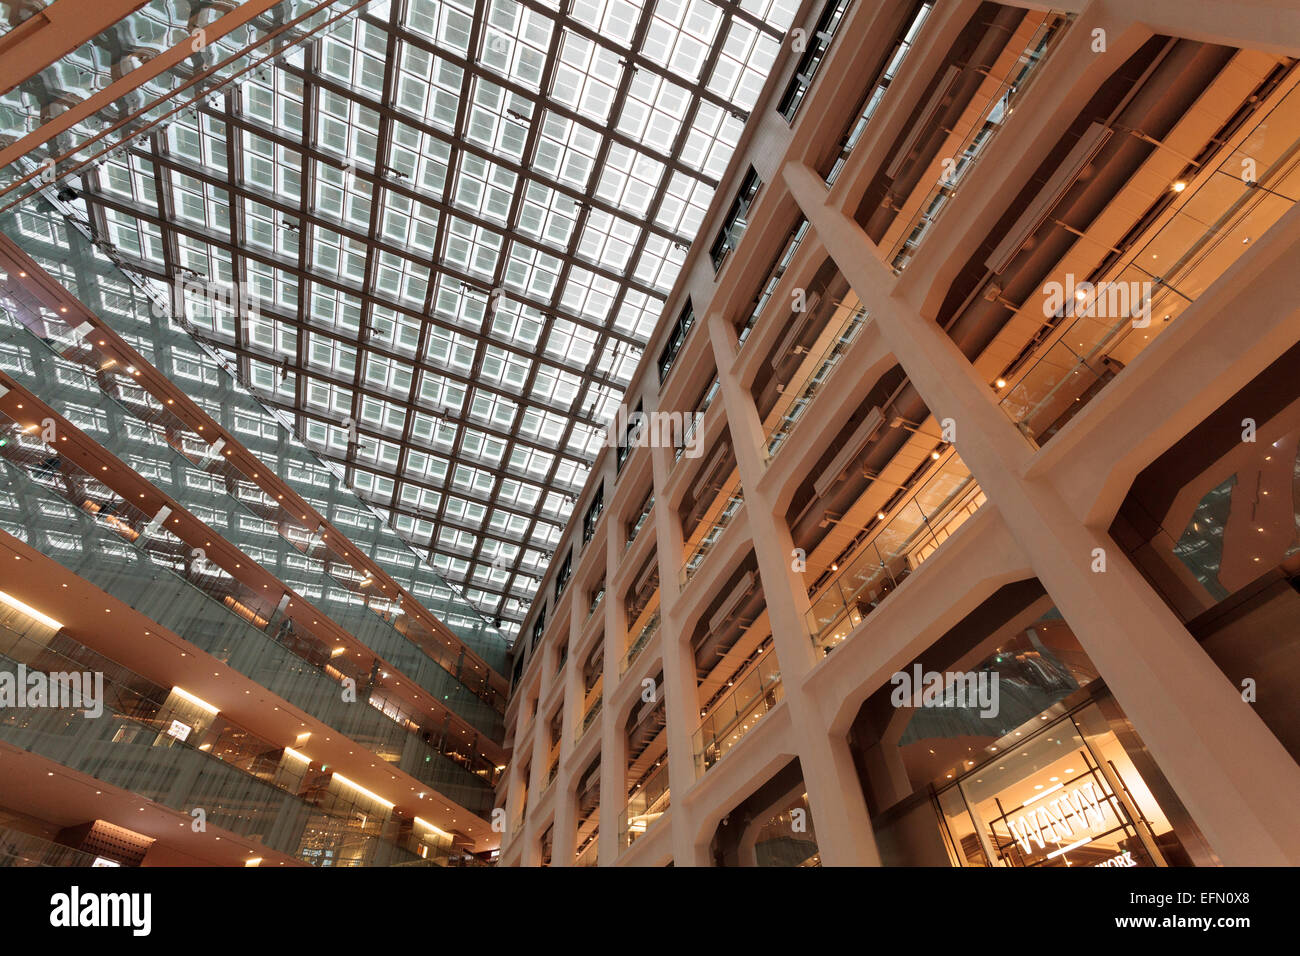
555,551,573,598
710,168,762,271
617,400,644,473
583,484,605,543
776,0,853,121
656,300,696,382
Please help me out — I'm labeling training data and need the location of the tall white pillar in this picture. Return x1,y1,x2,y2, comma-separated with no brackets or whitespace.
785,160,1300,865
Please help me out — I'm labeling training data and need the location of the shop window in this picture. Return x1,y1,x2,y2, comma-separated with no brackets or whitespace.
935,702,1195,868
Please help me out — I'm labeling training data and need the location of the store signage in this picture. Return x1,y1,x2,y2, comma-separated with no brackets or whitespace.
1006,780,1107,855
166,719,192,742
1095,850,1136,867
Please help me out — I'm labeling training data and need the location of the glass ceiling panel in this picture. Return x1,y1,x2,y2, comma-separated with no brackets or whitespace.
22,0,797,642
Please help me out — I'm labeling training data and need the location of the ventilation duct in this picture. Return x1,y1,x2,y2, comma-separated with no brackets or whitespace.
886,64,963,179
985,121,1113,275
813,405,885,498
771,291,822,367
709,571,756,633
632,559,657,602
692,442,732,501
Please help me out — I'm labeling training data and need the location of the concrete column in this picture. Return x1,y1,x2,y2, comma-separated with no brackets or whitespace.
1126,0,1300,57
648,440,706,864
860,727,915,813
706,309,882,866
519,699,548,867
1028,199,1300,526
785,160,1300,865
551,592,586,865
597,524,627,865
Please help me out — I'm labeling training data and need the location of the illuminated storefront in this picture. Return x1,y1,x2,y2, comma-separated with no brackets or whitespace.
934,700,1202,867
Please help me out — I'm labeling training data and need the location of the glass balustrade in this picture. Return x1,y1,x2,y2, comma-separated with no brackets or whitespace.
0,826,101,868
672,379,719,466
619,610,660,676
887,11,1072,274
764,304,869,460
999,82,1300,445
619,762,669,849
822,2,934,185
573,836,598,867
0,616,453,866
578,693,602,742
626,494,653,550
807,453,985,651
736,218,809,346
0,417,498,815
680,491,743,584
694,651,783,775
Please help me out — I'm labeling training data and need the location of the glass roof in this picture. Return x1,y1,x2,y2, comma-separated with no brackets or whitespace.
65,0,799,641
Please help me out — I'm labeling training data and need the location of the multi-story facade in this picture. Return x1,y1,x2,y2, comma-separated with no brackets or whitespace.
500,0,1300,867
0,1,528,866
0,211,515,864
2,0,1299,872
0,0,788,867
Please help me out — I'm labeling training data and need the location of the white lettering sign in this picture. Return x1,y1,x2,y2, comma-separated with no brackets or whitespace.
1005,781,1107,855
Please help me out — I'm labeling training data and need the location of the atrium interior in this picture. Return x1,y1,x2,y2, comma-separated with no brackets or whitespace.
0,0,1297,869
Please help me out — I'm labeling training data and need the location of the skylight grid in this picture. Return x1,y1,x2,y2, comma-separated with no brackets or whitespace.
481,0,555,91
552,31,626,122
74,0,792,640
644,0,725,83
707,18,781,110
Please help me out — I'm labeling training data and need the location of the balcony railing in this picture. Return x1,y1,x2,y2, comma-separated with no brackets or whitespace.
673,379,720,465
807,453,984,651
579,694,603,741
822,1,935,184
574,835,599,867
694,650,783,775
764,304,869,460
626,495,654,550
998,82,1300,446
0,826,101,868
0,634,438,866
681,491,744,584
620,611,661,675
737,218,810,346
619,762,669,849
886,11,1072,274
